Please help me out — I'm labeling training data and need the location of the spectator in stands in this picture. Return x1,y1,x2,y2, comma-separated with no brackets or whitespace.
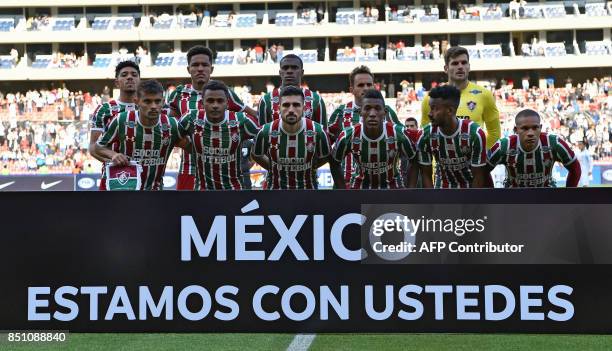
317,4,325,23
254,43,264,63
509,0,519,19
10,48,18,66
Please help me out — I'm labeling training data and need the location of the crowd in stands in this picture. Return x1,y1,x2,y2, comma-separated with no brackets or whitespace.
0,77,611,174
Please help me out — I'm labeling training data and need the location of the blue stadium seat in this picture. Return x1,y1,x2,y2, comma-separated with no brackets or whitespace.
585,3,608,16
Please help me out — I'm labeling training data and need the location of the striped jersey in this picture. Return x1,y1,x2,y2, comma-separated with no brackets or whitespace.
421,81,500,148
257,87,327,128
165,83,247,176
332,121,417,189
253,119,330,189
179,110,260,190
487,132,576,187
97,110,182,190
417,118,487,188
328,101,401,182
89,99,137,132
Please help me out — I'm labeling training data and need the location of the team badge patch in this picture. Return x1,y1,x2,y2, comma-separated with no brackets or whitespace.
467,101,477,111
272,96,279,104
388,150,396,159
461,146,470,155
304,109,313,118
162,137,170,145
117,171,130,185
231,133,240,142
306,143,315,152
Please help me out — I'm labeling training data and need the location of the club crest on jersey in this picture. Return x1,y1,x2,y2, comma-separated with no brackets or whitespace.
231,133,240,142
117,171,130,185
272,96,280,104
388,150,396,159
470,89,482,95
461,146,470,154
543,159,552,167
162,137,170,145
306,142,315,152
467,101,477,111
304,109,313,118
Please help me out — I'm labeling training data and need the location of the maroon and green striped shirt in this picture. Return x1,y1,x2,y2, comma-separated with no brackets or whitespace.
328,100,402,183
253,119,330,189
416,118,487,188
89,99,137,132
179,110,260,190
332,121,416,189
487,132,576,187
97,110,182,190
165,83,247,175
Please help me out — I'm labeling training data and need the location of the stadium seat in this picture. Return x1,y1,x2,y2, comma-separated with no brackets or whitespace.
0,57,13,69
177,55,188,66
113,18,135,30
585,3,608,16
32,55,53,69
235,15,257,28
214,52,235,65
52,18,75,31
585,41,611,55
92,18,112,30
275,13,295,26
181,17,198,28
0,18,15,32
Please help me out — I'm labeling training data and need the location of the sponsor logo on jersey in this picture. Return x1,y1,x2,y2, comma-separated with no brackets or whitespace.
162,137,170,145
470,89,482,95
270,130,281,138
228,120,239,128
305,130,316,137
467,101,477,111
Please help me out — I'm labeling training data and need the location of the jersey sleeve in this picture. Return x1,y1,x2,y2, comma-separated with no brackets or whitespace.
257,94,271,126
239,112,261,138
553,135,577,166
164,87,180,117
169,117,182,143
420,94,431,127
482,89,501,149
228,87,247,112
399,126,417,160
252,124,269,157
331,129,351,163
487,138,506,167
316,126,331,158
96,114,121,147
178,109,197,136
416,129,432,166
314,93,328,129
386,105,401,124
327,106,344,141
90,103,110,132
471,126,487,167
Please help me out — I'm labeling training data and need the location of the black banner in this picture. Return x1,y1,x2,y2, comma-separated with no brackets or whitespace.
1,189,612,333
0,175,74,191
